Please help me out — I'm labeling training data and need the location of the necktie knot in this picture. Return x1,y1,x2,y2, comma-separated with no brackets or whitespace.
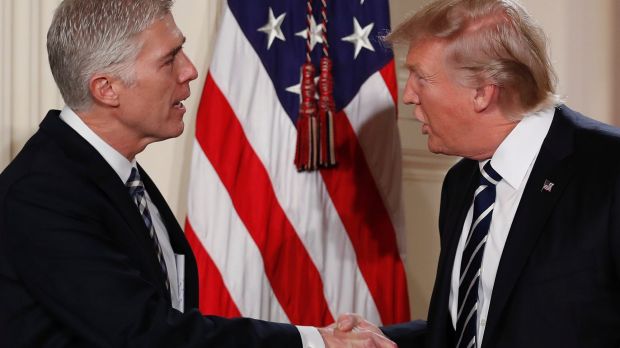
126,167,145,197
480,161,502,187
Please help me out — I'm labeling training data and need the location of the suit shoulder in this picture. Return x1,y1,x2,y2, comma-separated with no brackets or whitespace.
0,129,80,201
2,131,48,177
560,106,620,150
548,107,620,183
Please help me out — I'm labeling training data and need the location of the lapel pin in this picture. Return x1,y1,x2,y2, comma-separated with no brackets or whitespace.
541,179,554,192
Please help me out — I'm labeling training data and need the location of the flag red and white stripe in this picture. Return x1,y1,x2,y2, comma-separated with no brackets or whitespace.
186,1,409,327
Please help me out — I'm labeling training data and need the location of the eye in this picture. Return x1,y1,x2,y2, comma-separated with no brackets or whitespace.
170,46,185,64
163,48,183,67
410,72,426,88
169,53,180,65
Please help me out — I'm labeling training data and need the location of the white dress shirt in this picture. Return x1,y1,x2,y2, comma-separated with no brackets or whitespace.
59,107,184,312
449,107,555,348
59,106,322,346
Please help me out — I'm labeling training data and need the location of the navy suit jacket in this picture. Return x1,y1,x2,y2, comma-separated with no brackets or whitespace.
0,110,300,347
384,106,620,347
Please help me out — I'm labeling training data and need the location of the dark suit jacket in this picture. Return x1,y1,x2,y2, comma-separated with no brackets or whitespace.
383,106,620,347
0,110,300,347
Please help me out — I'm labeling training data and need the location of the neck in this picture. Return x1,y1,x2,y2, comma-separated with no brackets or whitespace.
77,108,149,161
466,110,519,161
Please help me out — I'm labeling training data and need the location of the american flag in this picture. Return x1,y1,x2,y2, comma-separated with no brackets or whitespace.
185,0,409,326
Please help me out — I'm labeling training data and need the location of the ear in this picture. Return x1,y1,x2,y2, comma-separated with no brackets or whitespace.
473,84,498,113
89,74,120,107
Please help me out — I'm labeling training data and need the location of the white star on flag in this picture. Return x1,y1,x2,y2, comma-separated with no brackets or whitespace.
258,7,286,49
341,17,375,59
285,76,320,100
295,16,324,51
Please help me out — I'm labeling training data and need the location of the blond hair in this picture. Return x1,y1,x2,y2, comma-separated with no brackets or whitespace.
387,0,558,117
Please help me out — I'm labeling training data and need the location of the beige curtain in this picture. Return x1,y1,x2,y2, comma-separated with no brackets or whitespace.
0,0,63,170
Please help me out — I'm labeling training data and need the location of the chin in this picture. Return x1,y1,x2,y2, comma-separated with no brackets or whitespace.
156,123,185,141
427,139,440,154
170,119,185,136
175,122,185,136
170,126,184,139
428,148,444,155
427,141,448,155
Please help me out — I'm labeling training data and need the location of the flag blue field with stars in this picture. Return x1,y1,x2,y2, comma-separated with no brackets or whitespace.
229,0,393,122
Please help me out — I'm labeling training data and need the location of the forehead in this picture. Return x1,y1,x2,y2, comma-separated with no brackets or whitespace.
136,14,183,56
405,38,447,72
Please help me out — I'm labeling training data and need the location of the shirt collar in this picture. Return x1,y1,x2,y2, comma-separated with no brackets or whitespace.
482,107,555,190
59,106,136,184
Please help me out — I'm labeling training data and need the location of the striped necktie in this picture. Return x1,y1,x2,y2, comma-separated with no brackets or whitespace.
456,161,502,348
126,167,170,293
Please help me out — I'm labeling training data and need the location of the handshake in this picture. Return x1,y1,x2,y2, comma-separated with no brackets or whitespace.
318,314,396,348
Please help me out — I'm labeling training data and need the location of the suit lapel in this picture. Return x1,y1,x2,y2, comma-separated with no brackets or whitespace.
482,107,577,346
139,166,199,309
430,160,479,347
39,111,171,297
138,165,185,252
443,161,480,273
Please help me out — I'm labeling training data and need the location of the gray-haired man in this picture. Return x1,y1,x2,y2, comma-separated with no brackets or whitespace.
0,1,395,347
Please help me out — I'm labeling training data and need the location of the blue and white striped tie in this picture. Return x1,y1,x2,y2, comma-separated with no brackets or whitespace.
456,161,502,348
126,167,170,293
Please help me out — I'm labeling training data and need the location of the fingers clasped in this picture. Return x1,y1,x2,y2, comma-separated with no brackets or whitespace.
319,313,396,348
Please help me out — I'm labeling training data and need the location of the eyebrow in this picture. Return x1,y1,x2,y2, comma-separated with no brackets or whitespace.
404,63,424,75
162,37,187,60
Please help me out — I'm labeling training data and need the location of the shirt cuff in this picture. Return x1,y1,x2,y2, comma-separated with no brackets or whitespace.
296,325,325,348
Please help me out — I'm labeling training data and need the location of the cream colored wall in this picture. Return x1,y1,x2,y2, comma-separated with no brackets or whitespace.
0,0,616,321
522,0,615,124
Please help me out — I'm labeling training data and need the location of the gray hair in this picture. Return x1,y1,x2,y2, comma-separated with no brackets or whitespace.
387,0,558,117
47,0,174,111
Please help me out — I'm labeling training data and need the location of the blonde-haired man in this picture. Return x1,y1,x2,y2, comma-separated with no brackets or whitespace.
339,0,620,347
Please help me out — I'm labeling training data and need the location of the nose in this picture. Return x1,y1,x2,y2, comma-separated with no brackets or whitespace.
402,74,420,105
402,73,425,123
178,50,198,83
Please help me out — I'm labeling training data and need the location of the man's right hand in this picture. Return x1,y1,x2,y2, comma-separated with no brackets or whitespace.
319,314,396,347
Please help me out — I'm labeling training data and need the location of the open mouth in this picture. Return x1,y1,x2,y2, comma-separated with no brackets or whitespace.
172,95,189,110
